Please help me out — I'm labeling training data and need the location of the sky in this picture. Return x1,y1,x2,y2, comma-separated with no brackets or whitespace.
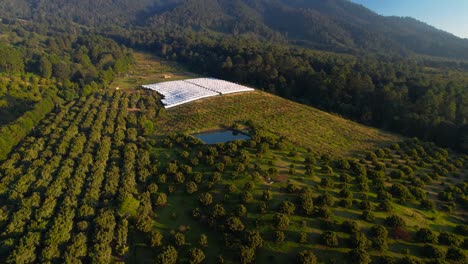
351,0,468,39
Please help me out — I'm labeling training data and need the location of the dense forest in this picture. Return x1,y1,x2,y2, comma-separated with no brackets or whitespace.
0,20,133,159
115,30,468,152
2,0,468,59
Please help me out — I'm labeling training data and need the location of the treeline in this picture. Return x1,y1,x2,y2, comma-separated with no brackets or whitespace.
0,20,134,159
0,92,55,160
118,30,468,152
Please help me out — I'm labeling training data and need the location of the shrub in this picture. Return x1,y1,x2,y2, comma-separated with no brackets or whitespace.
275,231,285,242
438,232,462,247
361,210,375,222
174,232,185,246
226,217,245,232
279,201,296,215
385,215,405,228
240,191,254,204
198,192,213,206
389,184,412,201
299,232,308,243
370,225,388,251
320,231,338,247
188,248,205,264
420,199,435,210
348,248,371,264
156,246,178,264
340,198,353,208
244,230,263,249
445,247,466,262
390,170,405,179
296,250,317,264
318,207,333,219
423,245,445,259
342,221,360,234
379,200,393,212
350,231,370,250
414,228,437,243
360,200,374,210
274,214,290,230
316,193,334,207
320,178,334,188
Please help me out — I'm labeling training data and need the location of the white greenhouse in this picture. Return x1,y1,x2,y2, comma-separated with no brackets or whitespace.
142,78,254,109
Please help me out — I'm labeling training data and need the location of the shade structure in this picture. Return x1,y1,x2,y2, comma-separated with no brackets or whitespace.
142,78,254,109
185,78,255,95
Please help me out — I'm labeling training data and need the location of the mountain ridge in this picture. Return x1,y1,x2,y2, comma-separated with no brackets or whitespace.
1,0,468,59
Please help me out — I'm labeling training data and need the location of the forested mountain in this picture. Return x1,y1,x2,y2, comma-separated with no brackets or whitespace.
2,0,468,59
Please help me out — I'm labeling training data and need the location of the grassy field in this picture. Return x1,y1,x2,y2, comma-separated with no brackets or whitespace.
110,52,198,90
155,91,402,157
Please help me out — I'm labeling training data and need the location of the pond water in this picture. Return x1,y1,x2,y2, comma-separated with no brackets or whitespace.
193,130,250,144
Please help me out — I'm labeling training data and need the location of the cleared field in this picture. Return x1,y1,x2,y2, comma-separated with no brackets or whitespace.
155,91,402,157
111,52,198,90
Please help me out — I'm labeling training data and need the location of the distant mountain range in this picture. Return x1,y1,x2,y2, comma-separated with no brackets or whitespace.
1,0,468,59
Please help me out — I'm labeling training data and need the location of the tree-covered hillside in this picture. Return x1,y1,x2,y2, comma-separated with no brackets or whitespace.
2,0,468,59
0,1,467,263
0,20,133,159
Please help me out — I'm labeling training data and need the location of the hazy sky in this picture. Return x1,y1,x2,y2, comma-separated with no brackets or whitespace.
351,0,468,39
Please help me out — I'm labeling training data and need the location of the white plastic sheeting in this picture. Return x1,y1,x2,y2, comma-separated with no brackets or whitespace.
142,78,254,109
185,78,254,95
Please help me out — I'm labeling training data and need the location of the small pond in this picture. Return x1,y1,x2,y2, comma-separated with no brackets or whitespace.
193,130,250,144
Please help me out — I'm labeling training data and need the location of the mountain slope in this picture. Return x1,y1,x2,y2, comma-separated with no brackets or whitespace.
155,91,402,156
2,0,468,59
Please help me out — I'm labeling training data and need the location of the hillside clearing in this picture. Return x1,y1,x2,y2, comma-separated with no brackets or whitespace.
155,91,402,157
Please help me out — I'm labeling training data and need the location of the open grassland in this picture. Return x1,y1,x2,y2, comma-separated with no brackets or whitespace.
155,91,402,157
111,52,198,90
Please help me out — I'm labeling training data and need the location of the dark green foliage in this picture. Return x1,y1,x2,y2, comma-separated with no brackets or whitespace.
199,192,213,206
173,233,185,247
262,190,273,201
350,231,370,250
390,184,412,201
239,246,255,264
370,225,388,251
348,248,371,264
244,230,263,249
446,247,466,262
423,245,445,259
275,231,285,242
226,217,245,232
274,214,290,230
342,221,360,234
320,231,338,247
361,210,375,222
296,250,317,264
399,256,422,264
279,201,296,215
150,231,163,247
385,215,405,228
188,248,205,264
438,232,462,247
156,246,178,264
415,228,438,243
